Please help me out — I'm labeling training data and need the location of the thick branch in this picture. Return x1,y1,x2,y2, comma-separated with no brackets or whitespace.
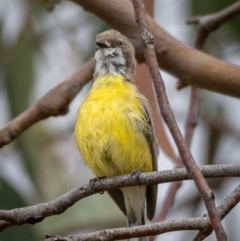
42,184,240,241
0,58,95,148
1,0,240,148
72,0,240,98
0,164,239,231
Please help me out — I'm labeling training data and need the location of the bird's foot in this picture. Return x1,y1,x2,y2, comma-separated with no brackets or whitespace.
130,169,143,187
89,176,106,194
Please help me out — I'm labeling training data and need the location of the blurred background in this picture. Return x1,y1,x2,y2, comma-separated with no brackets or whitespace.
0,0,240,240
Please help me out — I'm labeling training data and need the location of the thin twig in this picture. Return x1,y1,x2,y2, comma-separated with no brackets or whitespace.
152,180,182,224
153,0,240,233
184,88,200,145
0,164,239,231
41,183,240,241
192,184,240,241
159,0,240,224
0,58,95,148
132,1,227,240
186,1,240,49
153,88,201,224
188,3,240,240
153,86,200,225
154,0,219,224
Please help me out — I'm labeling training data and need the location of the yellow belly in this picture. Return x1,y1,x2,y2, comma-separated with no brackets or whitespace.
75,74,153,177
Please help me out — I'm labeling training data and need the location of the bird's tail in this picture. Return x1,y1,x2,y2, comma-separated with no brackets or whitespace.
127,209,147,241
122,186,148,241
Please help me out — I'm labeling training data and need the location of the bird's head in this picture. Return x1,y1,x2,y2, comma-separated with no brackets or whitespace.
94,30,136,82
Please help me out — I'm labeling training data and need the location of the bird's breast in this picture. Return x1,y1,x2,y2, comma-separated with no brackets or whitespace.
75,74,153,177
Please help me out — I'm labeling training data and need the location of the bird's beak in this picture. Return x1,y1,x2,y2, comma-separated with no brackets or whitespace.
95,41,110,49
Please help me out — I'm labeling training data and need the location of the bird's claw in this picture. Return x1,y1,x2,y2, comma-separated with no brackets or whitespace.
130,169,143,179
89,176,106,194
130,169,143,187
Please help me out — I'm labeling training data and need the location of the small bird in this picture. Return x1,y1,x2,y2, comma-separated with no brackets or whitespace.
75,30,159,241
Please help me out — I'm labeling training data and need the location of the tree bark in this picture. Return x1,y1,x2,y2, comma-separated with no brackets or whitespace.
71,0,240,98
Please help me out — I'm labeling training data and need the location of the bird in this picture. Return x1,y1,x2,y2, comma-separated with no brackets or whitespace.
75,30,159,241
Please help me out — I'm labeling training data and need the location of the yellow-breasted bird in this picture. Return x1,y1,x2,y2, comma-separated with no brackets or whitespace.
75,30,159,240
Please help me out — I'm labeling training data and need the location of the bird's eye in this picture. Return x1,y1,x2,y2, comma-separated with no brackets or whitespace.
117,41,122,46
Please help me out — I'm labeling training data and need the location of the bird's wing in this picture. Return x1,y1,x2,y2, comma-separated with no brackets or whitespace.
140,97,159,221
107,96,159,220
107,189,126,215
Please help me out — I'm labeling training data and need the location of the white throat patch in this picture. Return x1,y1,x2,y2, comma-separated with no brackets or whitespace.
94,47,126,78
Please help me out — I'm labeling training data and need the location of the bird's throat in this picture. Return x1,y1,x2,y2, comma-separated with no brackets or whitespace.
94,49,126,78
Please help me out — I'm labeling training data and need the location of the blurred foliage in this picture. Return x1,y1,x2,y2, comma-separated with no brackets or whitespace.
0,0,114,240
3,18,50,198
0,178,36,240
5,26,35,117
191,0,240,39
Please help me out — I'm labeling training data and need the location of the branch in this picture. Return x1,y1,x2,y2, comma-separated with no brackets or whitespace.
174,0,240,216
150,0,240,236
72,0,240,98
178,0,240,89
41,183,240,241
186,1,240,49
1,0,240,149
43,218,208,241
154,86,200,224
192,184,240,241
0,58,95,148
0,164,239,231
154,0,240,225
132,1,227,241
